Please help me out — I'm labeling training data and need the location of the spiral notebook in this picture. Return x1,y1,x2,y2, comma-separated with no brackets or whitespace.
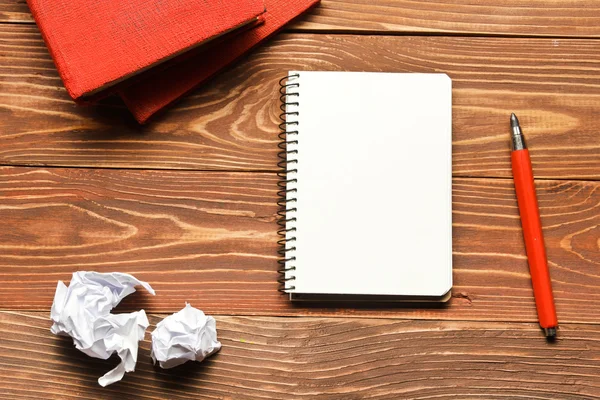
278,71,453,302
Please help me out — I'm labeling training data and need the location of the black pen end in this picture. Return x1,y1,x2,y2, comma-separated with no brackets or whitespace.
510,113,520,128
544,327,557,341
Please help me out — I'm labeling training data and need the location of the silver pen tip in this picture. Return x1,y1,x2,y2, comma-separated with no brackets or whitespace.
510,113,520,128
510,113,526,150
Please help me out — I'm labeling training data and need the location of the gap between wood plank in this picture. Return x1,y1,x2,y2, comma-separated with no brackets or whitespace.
1,164,598,183
2,310,598,327
286,28,600,40
3,18,600,40
0,163,278,175
0,309,600,324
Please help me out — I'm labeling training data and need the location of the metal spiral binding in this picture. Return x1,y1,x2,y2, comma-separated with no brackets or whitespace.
277,73,300,292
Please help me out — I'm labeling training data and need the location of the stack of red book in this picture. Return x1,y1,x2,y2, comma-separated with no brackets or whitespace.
27,0,319,123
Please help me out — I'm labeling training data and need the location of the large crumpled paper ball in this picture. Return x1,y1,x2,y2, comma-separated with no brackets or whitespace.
50,271,155,386
151,303,222,369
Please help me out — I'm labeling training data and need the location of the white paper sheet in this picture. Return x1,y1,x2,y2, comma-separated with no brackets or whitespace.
151,303,221,369
284,71,453,297
50,271,155,386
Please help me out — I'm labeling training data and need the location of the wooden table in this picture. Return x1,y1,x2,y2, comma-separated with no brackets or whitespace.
1,1,599,398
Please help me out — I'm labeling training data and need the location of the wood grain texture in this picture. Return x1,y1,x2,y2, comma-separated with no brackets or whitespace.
0,0,30,23
1,167,598,323
2,27,600,178
1,312,599,399
2,3,599,398
5,0,600,37
288,0,600,37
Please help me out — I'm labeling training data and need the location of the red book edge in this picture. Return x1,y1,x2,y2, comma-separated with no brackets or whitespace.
77,16,266,106
119,0,320,124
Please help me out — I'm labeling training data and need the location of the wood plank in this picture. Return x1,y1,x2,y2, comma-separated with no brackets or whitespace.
0,0,31,23
5,0,600,38
0,312,598,399
290,0,600,37
2,27,600,179
1,166,598,324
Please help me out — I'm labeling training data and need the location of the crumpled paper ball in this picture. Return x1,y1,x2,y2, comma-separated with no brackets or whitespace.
50,271,155,386
151,303,221,369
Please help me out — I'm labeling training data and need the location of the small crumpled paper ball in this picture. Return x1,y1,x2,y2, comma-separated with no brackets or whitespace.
151,303,222,369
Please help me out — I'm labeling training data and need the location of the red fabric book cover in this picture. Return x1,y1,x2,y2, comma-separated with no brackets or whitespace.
78,16,267,106
27,0,265,101
120,0,320,124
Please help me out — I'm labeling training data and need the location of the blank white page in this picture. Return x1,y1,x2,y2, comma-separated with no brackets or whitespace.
284,71,452,297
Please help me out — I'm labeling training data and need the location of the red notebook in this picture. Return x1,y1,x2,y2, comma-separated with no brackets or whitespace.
120,0,320,124
27,0,265,101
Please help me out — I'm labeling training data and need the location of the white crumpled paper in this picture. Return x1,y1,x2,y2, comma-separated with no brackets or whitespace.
50,271,155,386
151,303,221,369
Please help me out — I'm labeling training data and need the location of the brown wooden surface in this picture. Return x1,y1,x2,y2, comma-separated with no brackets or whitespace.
0,0,30,23
2,25,600,178
1,167,598,324
4,1,600,37
1,1,599,399
289,0,600,37
1,312,599,400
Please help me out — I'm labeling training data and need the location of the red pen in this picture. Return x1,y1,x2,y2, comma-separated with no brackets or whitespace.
510,113,558,339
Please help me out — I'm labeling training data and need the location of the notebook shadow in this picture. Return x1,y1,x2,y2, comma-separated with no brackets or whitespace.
289,299,451,310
